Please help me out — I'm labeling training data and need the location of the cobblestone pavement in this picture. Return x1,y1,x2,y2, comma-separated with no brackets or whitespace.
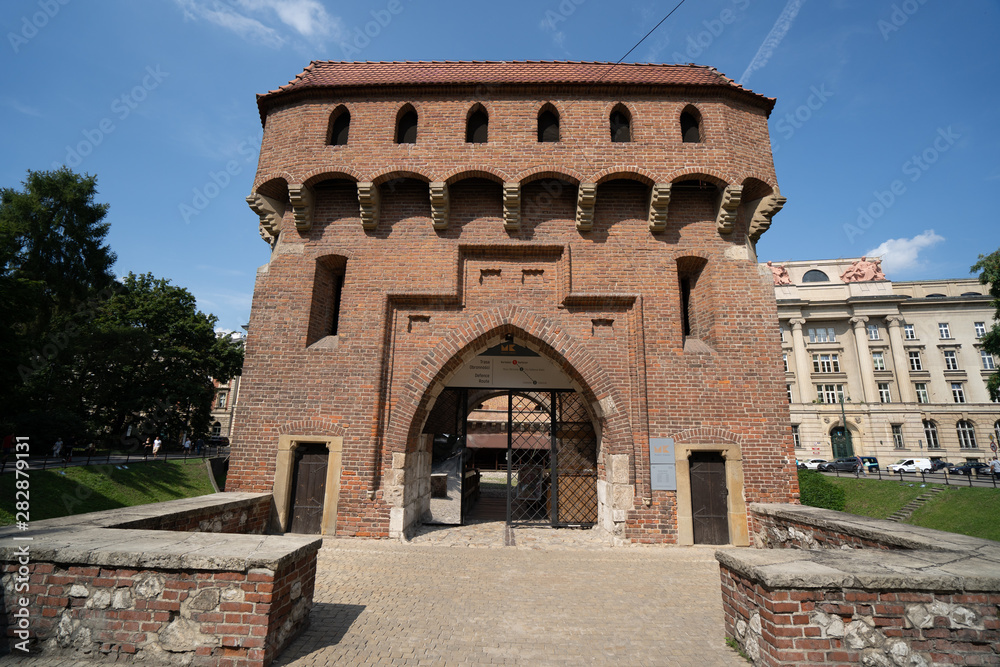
275,523,746,666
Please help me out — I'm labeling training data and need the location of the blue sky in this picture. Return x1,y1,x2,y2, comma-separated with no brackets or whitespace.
3,0,999,331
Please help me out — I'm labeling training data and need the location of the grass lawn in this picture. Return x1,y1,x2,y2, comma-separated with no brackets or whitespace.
0,459,216,526
825,476,943,520
906,486,1000,542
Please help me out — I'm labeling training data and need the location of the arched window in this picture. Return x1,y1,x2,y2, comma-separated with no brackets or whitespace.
961,291,982,296
327,106,350,146
956,420,977,449
926,293,946,298
802,270,829,283
537,105,559,142
466,104,489,143
923,420,940,449
680,105,702,143
395,105,418,144
211,421,222,437
610,104,631,143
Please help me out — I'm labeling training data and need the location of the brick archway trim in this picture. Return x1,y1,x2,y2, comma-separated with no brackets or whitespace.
302,167,364,186
663,168,734,187
440,166,511,185
370,168,432,186
386,306,632,461
592,167,657,186
671,427,744,447
513,166,584,186
278,419,347,438
252,172,295,192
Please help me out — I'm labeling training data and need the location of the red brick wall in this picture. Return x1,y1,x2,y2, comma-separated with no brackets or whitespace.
230,81,797,541
113,495,270,534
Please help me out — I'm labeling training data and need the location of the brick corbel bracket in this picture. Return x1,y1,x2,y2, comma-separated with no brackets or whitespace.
746,192,787,244
357,182,380,230
715,185,742,235
287,184,314,232
576,182,597,231
246,192,284,246
429,181,450,230
647,182,672,232
503,182,521,231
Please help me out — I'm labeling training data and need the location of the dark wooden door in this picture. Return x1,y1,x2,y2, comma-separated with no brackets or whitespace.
689,452,729,545
289,443,328,534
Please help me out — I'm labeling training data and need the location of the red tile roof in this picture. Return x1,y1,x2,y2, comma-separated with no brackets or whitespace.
257,61,774,116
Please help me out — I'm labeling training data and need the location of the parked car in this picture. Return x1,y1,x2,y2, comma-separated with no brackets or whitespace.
859,456,879,473
207,435,230,447
800,458,827,470
887,458,932,474
818,457,862,473
929,460,953,472
949,461,990,476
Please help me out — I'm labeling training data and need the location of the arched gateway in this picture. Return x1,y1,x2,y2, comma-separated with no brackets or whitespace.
229,61,799,545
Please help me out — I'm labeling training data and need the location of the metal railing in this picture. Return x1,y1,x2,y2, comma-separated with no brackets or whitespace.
822,464,999,488
1,444,230,474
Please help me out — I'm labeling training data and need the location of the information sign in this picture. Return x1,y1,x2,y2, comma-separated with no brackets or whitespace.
649,437,677,491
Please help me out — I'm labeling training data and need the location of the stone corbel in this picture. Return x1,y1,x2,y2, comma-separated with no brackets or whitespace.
503,182,521,231
246,192,283,246
748,192,787,243
429,181,449,230
647,182,672,233
576,182,597,231
357,182,380,230
287,184,314,233
715,185,743,235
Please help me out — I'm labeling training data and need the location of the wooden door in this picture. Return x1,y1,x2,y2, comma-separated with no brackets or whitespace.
288,443,328,534
689,452,729,545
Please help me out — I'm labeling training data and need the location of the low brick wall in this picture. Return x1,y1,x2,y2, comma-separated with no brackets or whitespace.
717,504,1000,666
2,493,321,667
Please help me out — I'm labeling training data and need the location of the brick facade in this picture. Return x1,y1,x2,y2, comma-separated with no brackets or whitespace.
230,61,799,542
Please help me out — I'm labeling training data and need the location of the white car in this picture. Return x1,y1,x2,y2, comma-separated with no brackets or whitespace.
887,458,932,473
800,458,827,470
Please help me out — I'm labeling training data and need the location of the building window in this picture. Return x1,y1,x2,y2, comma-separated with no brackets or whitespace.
812,353,840,373
923,420,940,449
878,383,892,403
974,321,987,338
216,391,228,410
938,322,951,339
951,382,966,403
802,270,829,283
995,420,1000,445
908,350,922,372
327,106,350,146
680,105,701,143
892,425,904,449
779,325,785,342
943,350,959,371
610,104,631,142
867,323,880,340
211,421,222,437
956,420,977,449
466,104,489,143
308,255,348,344
676,256,708,340
807,327,836,343
816,384,845,404
537,105,560,142
982,350,996,370
783,353,788,372
786,384,793,403
792,425,801,448
915,383,929,404
872,351,885,371
904,324,916,340
395,104,418,144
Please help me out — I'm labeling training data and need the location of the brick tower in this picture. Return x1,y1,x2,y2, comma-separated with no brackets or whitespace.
230,61,797,544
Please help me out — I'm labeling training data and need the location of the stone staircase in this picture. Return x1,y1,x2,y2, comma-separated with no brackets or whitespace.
887,486,945,523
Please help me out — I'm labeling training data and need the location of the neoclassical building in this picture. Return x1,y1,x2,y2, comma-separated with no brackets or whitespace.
229,61,797,544
770,258,999,464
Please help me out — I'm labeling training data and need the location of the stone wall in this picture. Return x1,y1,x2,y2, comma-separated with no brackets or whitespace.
717,504,1000,666
1,493,321,667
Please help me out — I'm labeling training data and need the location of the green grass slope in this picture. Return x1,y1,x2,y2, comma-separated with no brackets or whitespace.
0,459,216,526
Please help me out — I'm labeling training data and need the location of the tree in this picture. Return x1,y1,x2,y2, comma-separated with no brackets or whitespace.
972,249,1000,402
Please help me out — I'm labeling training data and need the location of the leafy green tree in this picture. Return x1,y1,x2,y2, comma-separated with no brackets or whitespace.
972,249,1000,401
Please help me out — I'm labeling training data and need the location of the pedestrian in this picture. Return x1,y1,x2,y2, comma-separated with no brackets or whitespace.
990,457,1000,479
53,436,63,458
855,455,866,476
143,437,152,458
183,437,192,456
195,438,204,455
152,436,162,456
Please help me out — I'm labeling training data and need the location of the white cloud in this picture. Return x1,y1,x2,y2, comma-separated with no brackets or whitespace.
865,230,945,277
3,98,42,117
739,0,806,86
175,0,345,49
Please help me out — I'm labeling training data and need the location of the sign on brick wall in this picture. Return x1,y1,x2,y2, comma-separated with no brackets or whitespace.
649,437,677,491
447,342,574,389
